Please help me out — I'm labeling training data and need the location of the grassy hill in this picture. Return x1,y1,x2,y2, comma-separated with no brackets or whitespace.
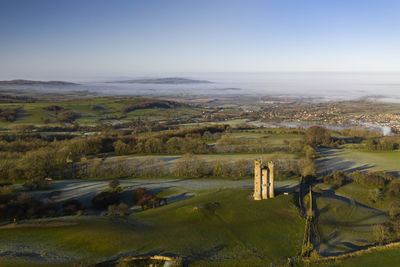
0,188,304,266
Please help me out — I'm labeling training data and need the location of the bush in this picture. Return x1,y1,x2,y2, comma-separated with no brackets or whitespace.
373,222,394,244
109,179,120,191
305,126,331,147
388,180,400,197
116,202,129,216
92,191,119,209
62,199,84,215
23,178,51,190
57,109,80,123
298,157,316,177
0,185,15,204
0,192,56,221
369,188,383,203
350,171,386,188
390,202,400,219
108,203,130,216
323,171,346,187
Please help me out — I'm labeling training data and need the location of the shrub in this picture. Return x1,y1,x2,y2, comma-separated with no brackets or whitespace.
109,179,120,191
57,109,80,123
323,171,346,187
92,191,119,209
62,199,84,215
0,185,15,204
350,171,386,188
369,188,383,203
0,192,56,221
116,202,129,216
390,202,400,219
388,180,400,197
373,224,391,245
305,126,331,147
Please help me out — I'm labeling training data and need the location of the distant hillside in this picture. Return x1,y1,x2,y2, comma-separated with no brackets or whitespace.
109,77,212,84
0,79,77,86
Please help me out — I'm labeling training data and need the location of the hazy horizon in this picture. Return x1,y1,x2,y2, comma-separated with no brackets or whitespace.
2,72,400,101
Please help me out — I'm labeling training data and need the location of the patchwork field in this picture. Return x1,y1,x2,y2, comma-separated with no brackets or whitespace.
0,97,201,127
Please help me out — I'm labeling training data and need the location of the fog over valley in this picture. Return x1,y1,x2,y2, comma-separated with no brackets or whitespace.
2,72,400,101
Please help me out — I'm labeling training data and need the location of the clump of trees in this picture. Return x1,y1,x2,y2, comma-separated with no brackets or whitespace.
92,191,119,209
62,199,85,216
56,109,80,123
107,203,129,216
365,137,400,151
43,105,64,112
73,149,315,180
323,170,346,187
369,188,384,203
348,170,391,188
373,201,400,244
305,126,332,147
297,145,317,177
0,125,229,183
91,179,130,216
0,108,18,122
133,187,167,210
171,154,207,178
0,185,56,221
121,99,183,113
388,180,400,198
43,105,80,123
340,127,380,139
109,179,122,192
0,124,318,183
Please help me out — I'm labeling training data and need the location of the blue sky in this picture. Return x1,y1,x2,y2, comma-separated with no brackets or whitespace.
1,0,400,79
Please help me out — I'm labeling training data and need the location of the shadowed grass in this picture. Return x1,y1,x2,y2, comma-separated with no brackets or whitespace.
0,188,304,266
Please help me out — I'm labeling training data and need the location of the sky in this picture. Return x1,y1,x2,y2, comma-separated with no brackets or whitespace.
1,0,400,80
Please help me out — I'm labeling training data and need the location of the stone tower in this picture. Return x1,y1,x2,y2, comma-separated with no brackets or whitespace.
268,161,275,198
254,160,262,200
253,160,275,200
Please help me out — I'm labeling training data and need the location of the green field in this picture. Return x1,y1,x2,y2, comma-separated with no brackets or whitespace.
316,194,388,256
230,131,303,146
330,246,400,267
109,152,298,164
0,188,305,266
334,182,400,210
318,148,400,174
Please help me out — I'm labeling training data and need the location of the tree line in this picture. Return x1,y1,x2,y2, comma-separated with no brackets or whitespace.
0,124,315,184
